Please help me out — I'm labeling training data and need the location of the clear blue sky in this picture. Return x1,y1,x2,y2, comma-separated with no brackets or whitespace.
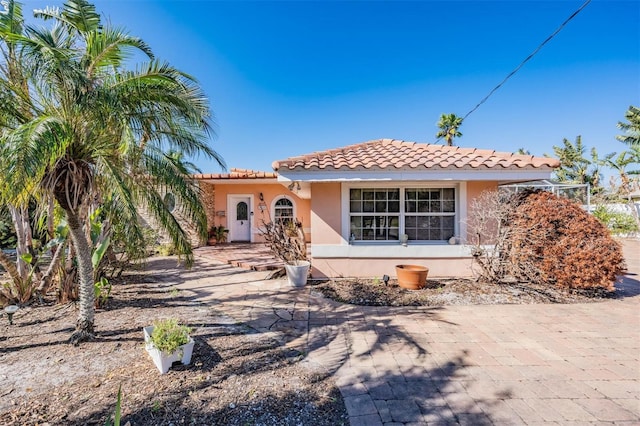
25,0,640,177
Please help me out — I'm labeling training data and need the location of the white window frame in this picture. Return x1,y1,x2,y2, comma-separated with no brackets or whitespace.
271,195,296,223
342,182,463,245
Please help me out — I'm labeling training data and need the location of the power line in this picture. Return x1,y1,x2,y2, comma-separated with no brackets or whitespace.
463,0,591,121
435,0,592,142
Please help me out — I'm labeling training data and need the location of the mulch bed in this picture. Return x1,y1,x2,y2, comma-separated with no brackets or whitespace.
312,277,615,306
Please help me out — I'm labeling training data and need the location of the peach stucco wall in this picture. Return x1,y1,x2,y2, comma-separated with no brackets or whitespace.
210,183,311,242
466,181,498,207
310,183,343,245
311,257,475,279
465,180,499,245
307,180,501,279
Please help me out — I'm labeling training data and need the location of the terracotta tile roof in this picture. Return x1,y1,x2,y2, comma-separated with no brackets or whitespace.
272,139,560,171
192,168,278,180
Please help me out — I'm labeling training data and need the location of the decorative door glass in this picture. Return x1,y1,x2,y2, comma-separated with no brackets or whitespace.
236,202,248,221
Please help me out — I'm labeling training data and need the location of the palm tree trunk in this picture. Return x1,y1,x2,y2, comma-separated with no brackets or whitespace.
36,242,65,294
65,209,95,344
8,204,32,281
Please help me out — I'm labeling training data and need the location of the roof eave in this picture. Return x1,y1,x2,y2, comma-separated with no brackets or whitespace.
276,168,556,183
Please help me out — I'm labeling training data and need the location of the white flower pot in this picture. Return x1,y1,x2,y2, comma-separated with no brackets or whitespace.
284,260,310,287
143,326,194,374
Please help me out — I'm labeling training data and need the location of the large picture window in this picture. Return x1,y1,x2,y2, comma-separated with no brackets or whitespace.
349,187,456,242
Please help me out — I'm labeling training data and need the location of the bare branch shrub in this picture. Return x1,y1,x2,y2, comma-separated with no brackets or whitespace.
261,219,308,265
466,190,541,282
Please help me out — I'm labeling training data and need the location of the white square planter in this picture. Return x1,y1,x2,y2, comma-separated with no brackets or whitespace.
143,326,194,374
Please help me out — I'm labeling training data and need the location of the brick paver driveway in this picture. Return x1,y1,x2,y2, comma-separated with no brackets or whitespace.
183,240,640,425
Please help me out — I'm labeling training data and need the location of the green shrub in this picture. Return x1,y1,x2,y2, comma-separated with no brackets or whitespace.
156,243,177,256
0,207,17,249
592,205,639,235
150,318,191,354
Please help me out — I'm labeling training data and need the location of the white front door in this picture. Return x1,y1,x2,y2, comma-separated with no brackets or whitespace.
229,196,251,242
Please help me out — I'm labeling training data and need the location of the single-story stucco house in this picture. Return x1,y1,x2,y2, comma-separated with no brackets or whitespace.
194,139,560,278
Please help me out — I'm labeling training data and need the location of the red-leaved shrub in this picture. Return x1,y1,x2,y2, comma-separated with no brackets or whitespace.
509,190,625,291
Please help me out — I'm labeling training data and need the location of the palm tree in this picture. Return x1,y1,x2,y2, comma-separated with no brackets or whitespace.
436,113,463,146
605,150,640,226
551,136,592,184
616,105,640,147
0,0,42,293
0,0,223,343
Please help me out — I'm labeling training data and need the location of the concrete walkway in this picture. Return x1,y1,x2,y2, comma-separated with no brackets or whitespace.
171,241,640,425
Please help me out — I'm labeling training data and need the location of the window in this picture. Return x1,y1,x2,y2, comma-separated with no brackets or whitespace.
349,187,456,242
273,197,294,223
236,201,248,221
349,189,400,241
404,188,455,241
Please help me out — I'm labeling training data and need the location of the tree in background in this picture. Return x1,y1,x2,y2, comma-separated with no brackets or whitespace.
436,113,463,146
616,105,640,147
611,105,640,226
550,136,605,194
0,0,223,343
0,0,39,288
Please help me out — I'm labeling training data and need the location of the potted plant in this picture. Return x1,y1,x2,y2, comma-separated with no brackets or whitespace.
207,225,229,245
143,318,194,374
261,219,310,287
395,264,429,290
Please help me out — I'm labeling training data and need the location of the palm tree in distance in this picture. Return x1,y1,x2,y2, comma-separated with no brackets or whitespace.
616,105,640,147
0,0,223,343
436,113,463,146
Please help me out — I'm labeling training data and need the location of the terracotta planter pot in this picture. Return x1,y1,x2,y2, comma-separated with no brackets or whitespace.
395,264,429,290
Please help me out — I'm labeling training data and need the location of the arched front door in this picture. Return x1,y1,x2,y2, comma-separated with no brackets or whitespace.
229,196,251,242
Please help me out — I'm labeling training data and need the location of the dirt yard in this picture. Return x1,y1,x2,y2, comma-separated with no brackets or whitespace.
0,269,347,425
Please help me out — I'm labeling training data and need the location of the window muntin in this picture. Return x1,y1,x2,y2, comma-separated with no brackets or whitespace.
349,187,456,242
274,197,294,223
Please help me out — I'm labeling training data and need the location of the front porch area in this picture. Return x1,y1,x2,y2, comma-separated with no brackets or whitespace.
195,243,282,271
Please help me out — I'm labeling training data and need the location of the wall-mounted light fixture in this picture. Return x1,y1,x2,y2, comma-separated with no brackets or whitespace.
287,182,295,191
259,192,264,201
